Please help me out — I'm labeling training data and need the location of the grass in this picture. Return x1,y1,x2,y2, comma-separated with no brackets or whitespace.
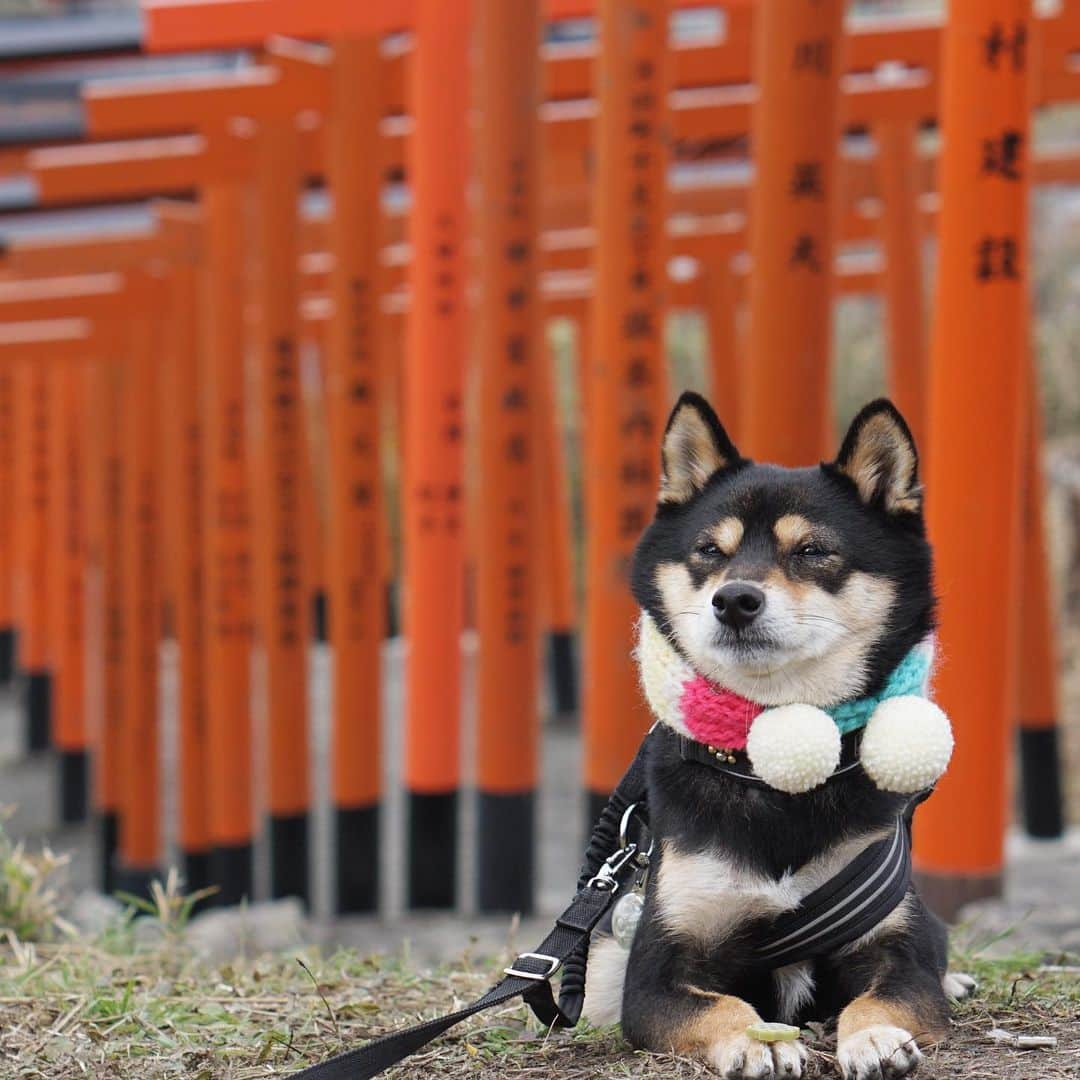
0,912,1076,1079
0,809,72,945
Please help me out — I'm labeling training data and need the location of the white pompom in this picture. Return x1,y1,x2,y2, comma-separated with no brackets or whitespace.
860,696,953,793
747,705,841,794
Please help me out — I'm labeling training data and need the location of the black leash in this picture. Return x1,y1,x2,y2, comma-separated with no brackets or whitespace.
289,730,930,1079
288,886,616,1080
289,737,653,1080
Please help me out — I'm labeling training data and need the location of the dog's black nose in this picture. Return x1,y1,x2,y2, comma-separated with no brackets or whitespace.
713,582,766,629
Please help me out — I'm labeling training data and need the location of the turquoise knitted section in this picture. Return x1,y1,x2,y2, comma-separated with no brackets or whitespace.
827,645,933,735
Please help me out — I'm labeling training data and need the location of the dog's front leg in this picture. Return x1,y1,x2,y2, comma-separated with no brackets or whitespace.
836,991,945,1080
620,925,806,1078
830,900,951,1079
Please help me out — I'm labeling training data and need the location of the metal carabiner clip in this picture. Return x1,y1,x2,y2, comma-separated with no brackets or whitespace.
587,802,655,892
586,841,639,892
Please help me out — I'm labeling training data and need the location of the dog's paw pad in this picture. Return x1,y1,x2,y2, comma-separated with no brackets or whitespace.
838,1025,921,1079
709,1034,806,1078
942,971,977,1001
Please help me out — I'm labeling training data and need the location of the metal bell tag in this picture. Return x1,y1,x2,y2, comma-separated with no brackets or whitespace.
611,889,645,950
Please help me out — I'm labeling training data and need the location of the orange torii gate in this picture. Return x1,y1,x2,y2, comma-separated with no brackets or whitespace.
8,321,56,756
399,0,471,909
918,0,1033,916
0,293,132,858
139,0,1078,102
473,0,543,913
0,351,12,689
139,1,1080,125
45,28,1080,454
0,210,215,893
322,37,385,914
0,279,121,830
154,206,215,897
26,137,262,905
0,275,172,895
1017,381,1065,841
872,104,928,448
101,15,1080,465
583,0,671,827
91,14,477,908
744,0,845,464
14,0,1062,902
0,258,136,892
128,23,946,842
79,49,327,905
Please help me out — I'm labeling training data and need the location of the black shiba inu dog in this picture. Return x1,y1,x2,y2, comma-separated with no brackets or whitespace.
582,393,974,1079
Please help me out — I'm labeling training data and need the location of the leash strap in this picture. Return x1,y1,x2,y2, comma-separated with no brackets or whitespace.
289,885,617,1080
289,737,653,1080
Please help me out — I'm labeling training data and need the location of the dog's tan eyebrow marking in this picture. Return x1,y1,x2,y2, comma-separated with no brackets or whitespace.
773,514,813,552
708,517,743,556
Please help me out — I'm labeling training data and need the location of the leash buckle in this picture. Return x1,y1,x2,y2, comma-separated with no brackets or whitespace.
504,952,561,981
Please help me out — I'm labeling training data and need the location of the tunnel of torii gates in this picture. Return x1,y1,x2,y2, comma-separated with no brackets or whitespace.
0,0,1068,920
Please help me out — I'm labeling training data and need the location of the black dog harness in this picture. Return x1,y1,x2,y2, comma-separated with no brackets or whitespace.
292,728,924,1079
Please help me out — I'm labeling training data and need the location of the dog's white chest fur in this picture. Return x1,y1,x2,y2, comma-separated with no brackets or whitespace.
654,844,802,940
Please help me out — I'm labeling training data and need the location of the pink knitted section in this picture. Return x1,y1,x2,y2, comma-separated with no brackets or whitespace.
679,676,763,750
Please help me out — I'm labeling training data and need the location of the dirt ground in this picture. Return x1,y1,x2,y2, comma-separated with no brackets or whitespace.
0,934,1076,1080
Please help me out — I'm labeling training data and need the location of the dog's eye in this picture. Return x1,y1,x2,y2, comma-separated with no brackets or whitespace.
696,542,724,558
795,543,830,559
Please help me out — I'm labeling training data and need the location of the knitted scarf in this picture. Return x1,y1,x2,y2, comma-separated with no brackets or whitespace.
635,612,934,752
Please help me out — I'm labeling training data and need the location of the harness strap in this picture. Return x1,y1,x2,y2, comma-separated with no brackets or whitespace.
755,815,911,967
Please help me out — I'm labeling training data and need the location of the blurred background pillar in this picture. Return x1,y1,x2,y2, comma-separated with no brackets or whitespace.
743,0,845,463
403,0,470,910
916,0,1032,918
583,0,671,828
475,0,542,914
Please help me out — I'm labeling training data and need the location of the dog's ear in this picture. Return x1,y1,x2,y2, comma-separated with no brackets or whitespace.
830,399,922,514
659,391,741,506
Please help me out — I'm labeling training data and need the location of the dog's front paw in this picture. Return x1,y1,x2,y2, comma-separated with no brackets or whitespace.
838,1024,921,1079
942,971,976,1001
708,1033,806,1078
